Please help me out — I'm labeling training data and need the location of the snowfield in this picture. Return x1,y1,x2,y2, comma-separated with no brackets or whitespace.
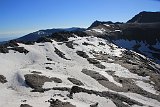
0,35,160,107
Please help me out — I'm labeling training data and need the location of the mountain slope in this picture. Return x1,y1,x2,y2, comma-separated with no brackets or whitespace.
16,27,85,42
127,11,160,23
0,32,160,107
87,12,160,64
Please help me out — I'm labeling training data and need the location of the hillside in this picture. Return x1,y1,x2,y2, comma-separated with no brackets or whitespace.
0,32,160,107
16,28,85,42
127,11,160,23
87,11,160,64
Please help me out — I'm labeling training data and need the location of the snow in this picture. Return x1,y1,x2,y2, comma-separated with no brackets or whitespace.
104,24,111,27
135,80,159,95
102,62,149,80
114,29,122,32
120,92,160,107
91,28,106,34
113,39,160,63
37,31,45,35
0,35,160,107
73,92,116,107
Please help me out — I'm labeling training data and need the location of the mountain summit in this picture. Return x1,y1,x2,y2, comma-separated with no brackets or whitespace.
127,11,160,23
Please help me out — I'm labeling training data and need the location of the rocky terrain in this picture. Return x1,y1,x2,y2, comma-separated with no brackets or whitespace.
0,11,160,107
0,30,160,107
86,11,160,63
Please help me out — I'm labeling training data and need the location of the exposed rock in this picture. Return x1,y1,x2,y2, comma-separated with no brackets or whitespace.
69,86,143,106
50,32,74,42
51,77,62,83
87,58,106,69
68,77,84,86
0,75,7,83
127,11,160,23
150,74,160,91
98,42,105,46
87,58,100,64
24,74,54,89
23,41,35,45
45,62,55,65
82,69,108,81
31,71,42,74
94,63,106,69
0,46,8,53
49,98,76,107
54,47,70,60
47,58,53,61
8,40,19,47
46,67,53,70
112,99,130,107
20,104,32,107
9,47,29,54
65,41,74,49
76,51,89,58
90,102,98,107
36,37,52,43
32,85,143,106
82,42,93,46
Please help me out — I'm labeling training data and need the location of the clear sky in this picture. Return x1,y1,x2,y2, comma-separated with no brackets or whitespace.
0,0,160,38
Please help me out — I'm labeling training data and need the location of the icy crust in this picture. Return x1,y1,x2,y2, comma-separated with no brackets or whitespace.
0,36,160,107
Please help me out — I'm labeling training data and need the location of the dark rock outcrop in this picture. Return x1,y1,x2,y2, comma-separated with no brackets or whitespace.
0,45,9,53
51,77,62,83
65,41,74,49
45,67,53,70
68,77,84,86
87,58,106,69
49,98,76,107
54,47,70,60
76,51,89,58
36,37,52,43
9,47,29,54
24,74,54,89
127,11,160,23
20,104,32,107
50,32,74,42
0,75,7,83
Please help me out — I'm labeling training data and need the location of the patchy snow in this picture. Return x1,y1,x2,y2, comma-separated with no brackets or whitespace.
91,28,106,34
102,62,150,80
0,35,160,107
135,80,159,95
120,92,160,107
114,29,122,32
104,24,111,27
113,39,160,64
73,92,116,107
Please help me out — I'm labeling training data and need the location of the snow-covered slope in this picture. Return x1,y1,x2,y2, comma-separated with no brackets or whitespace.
0,33,160,107
113,39,160,64
87,21,160,64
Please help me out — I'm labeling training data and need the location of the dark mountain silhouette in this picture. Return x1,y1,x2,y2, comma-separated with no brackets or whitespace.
127,11,160,23
16,27,85,42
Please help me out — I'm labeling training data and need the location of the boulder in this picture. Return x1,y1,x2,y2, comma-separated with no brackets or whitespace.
76,51,89,58
68,77,84,86
0,75,7,83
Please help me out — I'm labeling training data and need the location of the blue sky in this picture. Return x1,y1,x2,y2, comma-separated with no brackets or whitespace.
0,0,160,38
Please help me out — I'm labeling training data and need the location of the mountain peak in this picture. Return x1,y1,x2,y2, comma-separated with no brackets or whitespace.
127,11,160,23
